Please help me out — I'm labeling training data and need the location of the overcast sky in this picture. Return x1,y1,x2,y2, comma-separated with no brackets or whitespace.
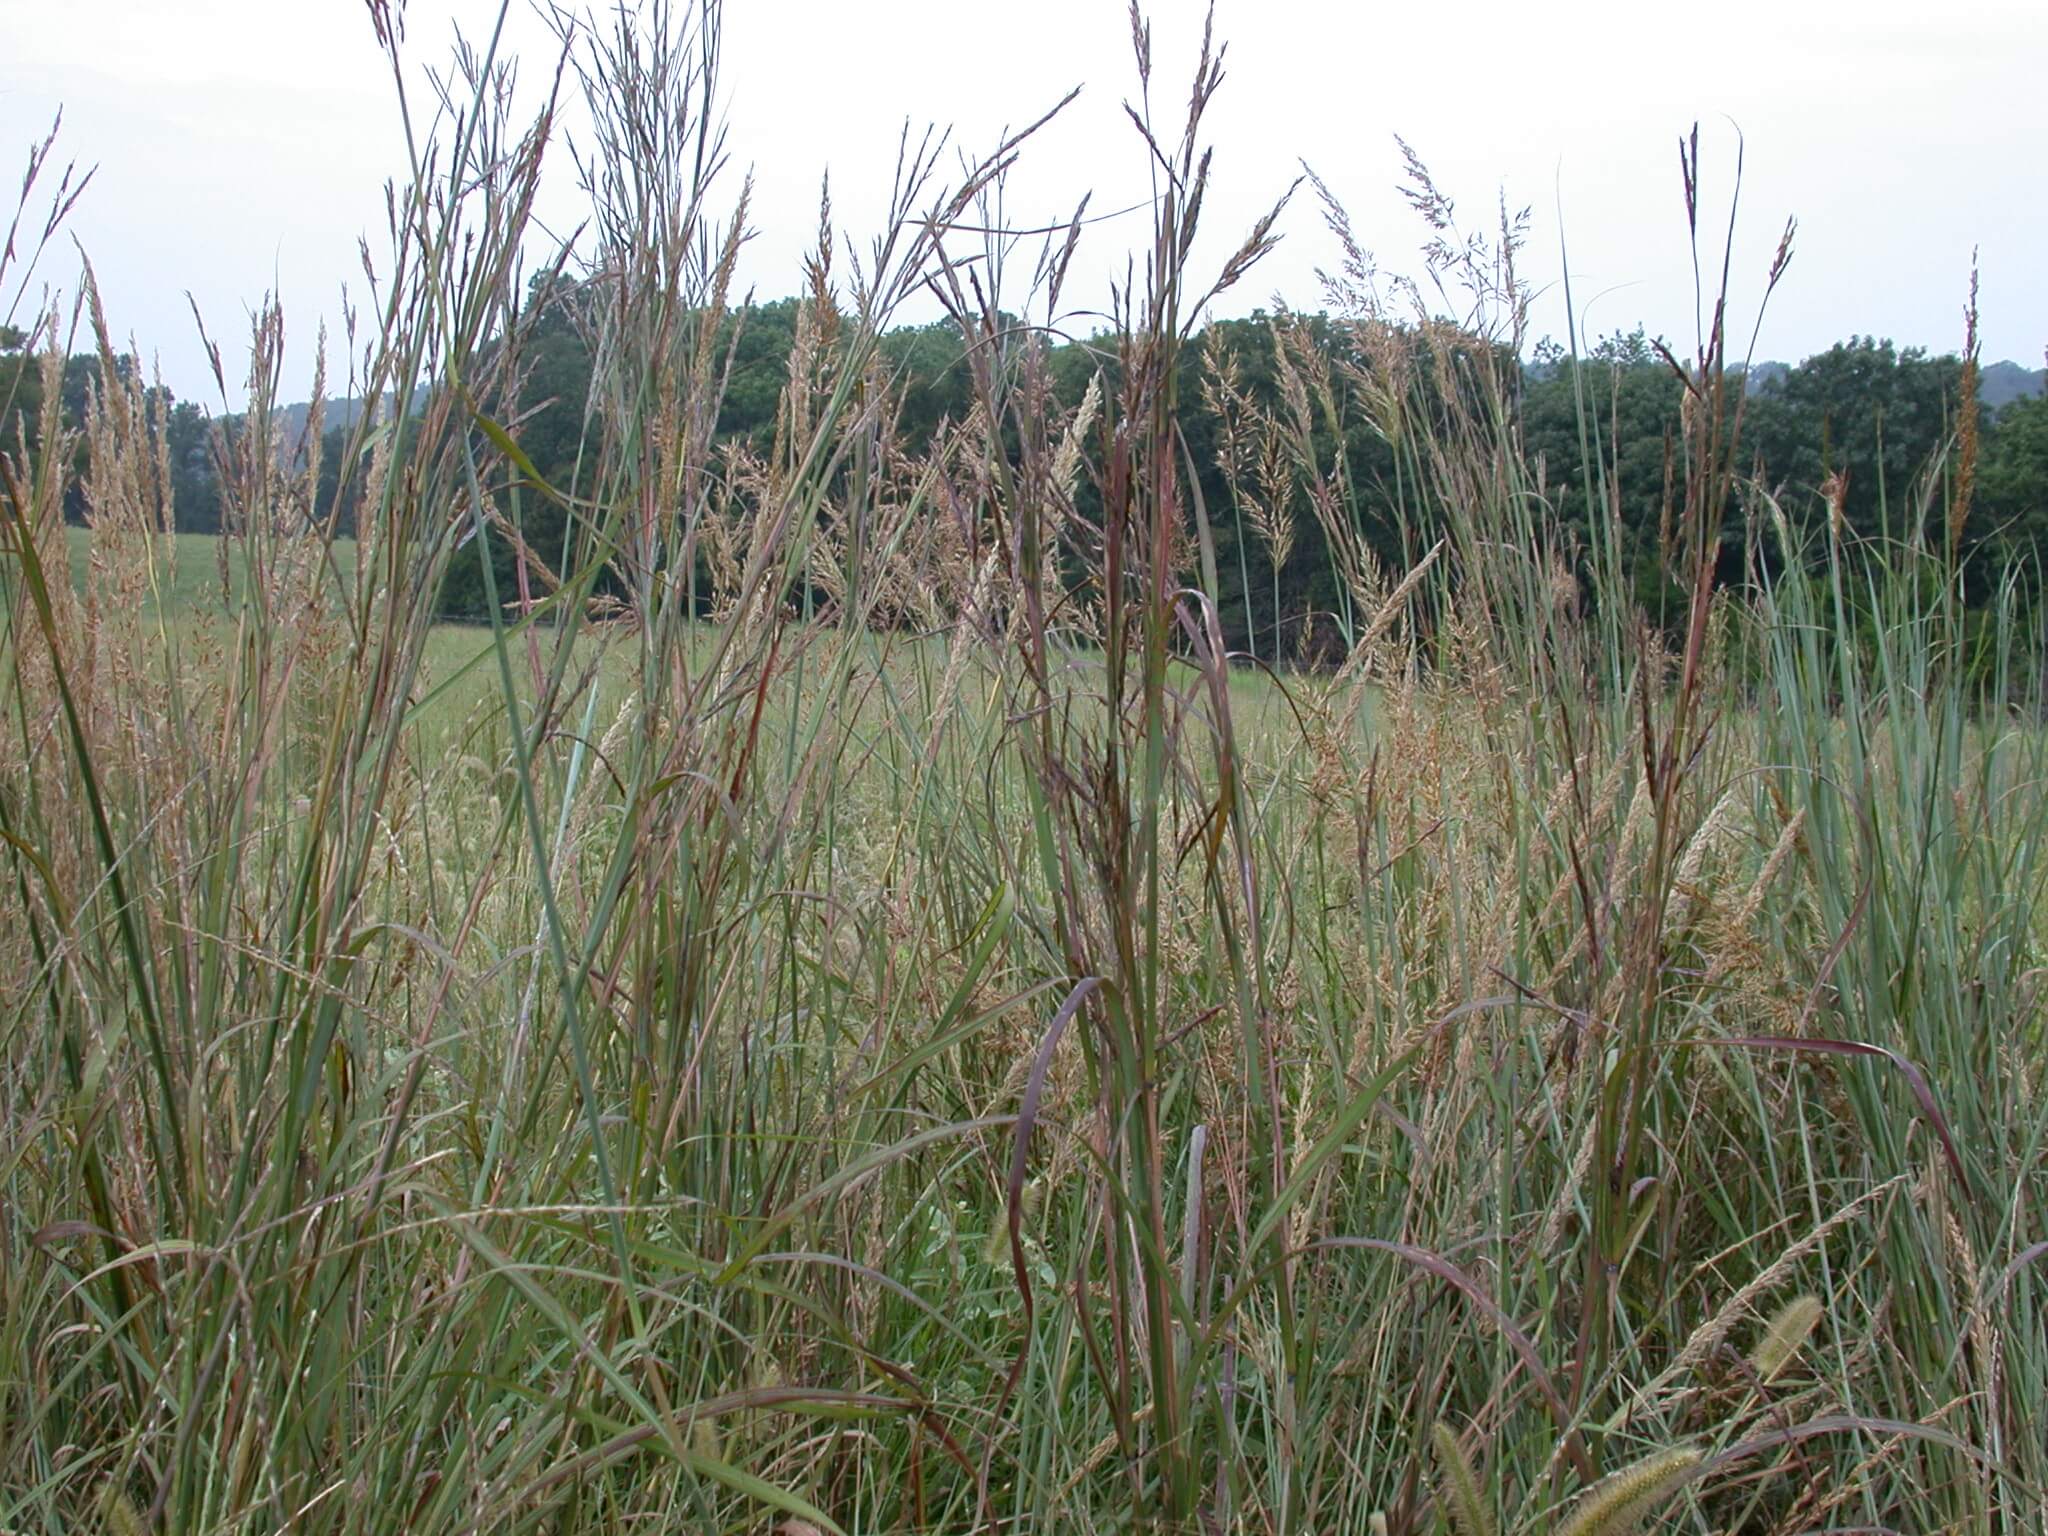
4,0,2042,407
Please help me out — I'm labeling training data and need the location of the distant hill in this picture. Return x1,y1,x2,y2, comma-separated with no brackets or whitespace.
219,395,409,468
1981,360,2046,411
270,396,385,447
1741,361,1789,395
1738,357,2042,411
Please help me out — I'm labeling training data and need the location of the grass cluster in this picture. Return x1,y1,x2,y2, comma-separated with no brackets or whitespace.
3,6,2044,1533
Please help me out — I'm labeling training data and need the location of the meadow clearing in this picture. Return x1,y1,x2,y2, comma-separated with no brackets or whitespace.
3,4,2045,1534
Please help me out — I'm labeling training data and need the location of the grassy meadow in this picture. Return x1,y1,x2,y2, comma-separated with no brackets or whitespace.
4,6,2047,1535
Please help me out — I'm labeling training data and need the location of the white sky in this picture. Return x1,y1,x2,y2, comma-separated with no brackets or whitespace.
3,0,2043,407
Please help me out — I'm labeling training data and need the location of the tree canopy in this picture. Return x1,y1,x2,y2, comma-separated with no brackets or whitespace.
5,295,2040,643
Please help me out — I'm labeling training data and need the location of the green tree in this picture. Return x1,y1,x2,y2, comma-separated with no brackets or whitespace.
436,274,594,619
879,316,973,448
1521,329,1690,620
166,398,221,532
1976,391,2048,586
0,324,42,461
1746,337,1963,542
714,297,798,453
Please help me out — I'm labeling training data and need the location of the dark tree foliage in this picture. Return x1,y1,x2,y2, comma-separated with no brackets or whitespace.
438,273,595,619
10,301,2041,639
1979,391,2048,583
0,326,43,454
1178,310,1406,658
166,399,221,532
879,317,975,450
1521,330,1693,621
713,296,798,454
1745,337,1964,540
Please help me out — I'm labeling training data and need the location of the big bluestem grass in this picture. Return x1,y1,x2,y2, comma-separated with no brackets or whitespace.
1,5,2043,1534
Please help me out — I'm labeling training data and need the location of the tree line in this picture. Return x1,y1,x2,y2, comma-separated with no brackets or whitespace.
4,289,2042,650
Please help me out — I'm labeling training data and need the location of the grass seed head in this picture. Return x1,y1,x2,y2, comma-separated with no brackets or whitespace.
1554,1445,1703,1536
1749,1293,1824,1384
1429,1420,1497,1536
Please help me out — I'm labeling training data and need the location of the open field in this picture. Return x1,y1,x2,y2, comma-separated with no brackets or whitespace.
5,6,2047,1536
59,526,1308,769
60,527,638,754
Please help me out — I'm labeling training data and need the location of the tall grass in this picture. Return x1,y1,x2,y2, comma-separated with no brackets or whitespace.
3,4,2044,1533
